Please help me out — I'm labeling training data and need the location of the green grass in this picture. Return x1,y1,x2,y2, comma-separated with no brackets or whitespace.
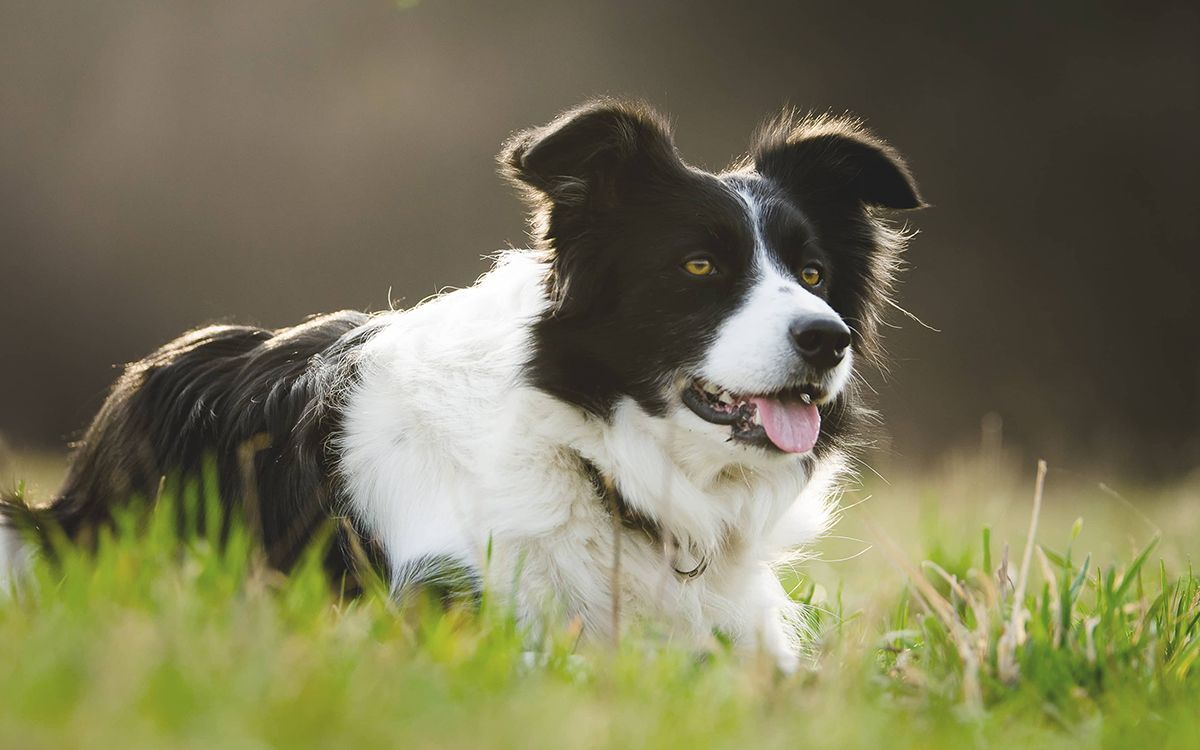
1,454,1197,750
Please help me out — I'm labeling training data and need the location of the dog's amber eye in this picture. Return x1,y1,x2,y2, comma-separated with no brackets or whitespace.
682,258,717,277
800,264,823,287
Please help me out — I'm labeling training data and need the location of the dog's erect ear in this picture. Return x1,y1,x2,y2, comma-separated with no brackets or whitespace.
500,99,682,214
753,113,924,210
500,100,685,319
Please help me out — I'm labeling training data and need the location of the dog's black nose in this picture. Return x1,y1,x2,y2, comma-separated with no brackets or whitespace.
789,316,852,370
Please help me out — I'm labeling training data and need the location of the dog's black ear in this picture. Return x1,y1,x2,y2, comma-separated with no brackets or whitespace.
500,100,685,319
753,113,924,210
500,99,682,215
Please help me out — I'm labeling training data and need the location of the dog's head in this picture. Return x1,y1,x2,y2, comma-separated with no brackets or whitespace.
503,99,923,459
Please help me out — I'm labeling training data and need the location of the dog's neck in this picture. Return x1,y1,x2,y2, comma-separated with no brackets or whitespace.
576,454,710,580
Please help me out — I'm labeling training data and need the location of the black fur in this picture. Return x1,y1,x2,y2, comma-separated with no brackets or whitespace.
506,100,922,454
504,101,759,417
2,311,383,586
750,112,924,364
393,554,484,607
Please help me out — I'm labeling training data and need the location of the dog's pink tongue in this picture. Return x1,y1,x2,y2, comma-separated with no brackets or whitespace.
750,397,821,454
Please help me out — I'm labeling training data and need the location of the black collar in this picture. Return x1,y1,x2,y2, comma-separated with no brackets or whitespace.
578,455,709,580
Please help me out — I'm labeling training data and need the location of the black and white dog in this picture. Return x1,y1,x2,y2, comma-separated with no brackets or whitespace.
1,100,922,670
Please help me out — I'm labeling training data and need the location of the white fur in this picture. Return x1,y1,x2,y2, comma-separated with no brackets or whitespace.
701,187,854,399
0,525,32,596
336,251,842,670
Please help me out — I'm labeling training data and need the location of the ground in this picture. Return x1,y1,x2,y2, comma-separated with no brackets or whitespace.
0,448,1196,750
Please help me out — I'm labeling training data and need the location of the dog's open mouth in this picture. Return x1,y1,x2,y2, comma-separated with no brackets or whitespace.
681,378,824,454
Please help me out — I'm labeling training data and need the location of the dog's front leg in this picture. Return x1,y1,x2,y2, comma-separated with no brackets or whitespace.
733,564,804,675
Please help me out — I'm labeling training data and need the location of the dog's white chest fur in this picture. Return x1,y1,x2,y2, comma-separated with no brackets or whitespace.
336,254,836,666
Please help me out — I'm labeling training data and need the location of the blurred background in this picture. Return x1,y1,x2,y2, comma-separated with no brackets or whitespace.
1,0,1197,480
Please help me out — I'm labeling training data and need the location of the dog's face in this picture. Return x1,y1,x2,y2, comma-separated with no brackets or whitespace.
505,101,922,459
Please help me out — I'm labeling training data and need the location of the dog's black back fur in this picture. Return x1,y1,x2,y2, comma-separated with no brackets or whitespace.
2,311,381,583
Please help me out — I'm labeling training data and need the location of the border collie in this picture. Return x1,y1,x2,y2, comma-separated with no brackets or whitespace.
1,99,922,671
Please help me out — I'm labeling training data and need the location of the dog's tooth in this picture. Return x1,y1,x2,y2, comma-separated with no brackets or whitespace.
703,382,721,395
717,392,733,404
801,393,813,405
